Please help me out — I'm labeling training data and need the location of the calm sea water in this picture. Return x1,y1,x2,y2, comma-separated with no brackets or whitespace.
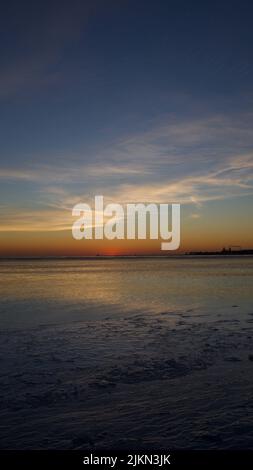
1,257,253,449
0,257,252,329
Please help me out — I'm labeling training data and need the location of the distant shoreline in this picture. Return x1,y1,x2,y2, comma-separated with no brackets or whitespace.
1,251,253,261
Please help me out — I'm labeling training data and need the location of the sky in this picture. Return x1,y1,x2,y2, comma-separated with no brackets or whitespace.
0,0,253,256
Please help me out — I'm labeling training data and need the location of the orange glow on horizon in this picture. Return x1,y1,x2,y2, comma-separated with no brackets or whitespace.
0,223,252,257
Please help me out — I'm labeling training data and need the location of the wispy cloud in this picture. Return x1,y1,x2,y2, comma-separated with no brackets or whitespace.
0,162,148,183
1,113,253,231
1,151,252,232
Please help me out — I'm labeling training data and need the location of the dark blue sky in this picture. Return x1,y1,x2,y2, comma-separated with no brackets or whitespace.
0,0,253,246
1,0,253,162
